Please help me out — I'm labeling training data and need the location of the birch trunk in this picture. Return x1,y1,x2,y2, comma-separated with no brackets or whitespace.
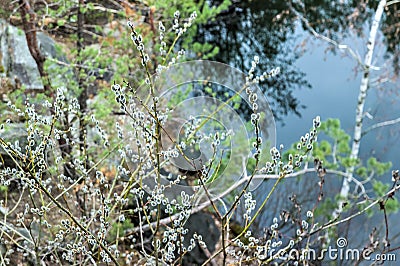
333,0,387,218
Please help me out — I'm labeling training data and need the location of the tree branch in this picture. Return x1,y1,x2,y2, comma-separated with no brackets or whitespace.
362,116,400,137
309,183,400,236
288,1,364,67
335,0,387,218
18,0,52,94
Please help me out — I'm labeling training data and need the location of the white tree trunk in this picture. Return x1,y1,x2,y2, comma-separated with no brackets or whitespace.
333,0,387,218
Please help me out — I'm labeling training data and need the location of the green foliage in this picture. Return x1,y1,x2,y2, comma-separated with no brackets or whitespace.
315,118,351,166
0,5,12,19
285,118,399,220
167,86,191,109
151,0,231,59
314,198,337,220
313,118,392,178
355,158,392,180
56,19,65,27
192,42,220,59
373,180,390,196
0,185,7,193
368,157,392,176
358,181,400,217
107,219,134,242
384,196,400,214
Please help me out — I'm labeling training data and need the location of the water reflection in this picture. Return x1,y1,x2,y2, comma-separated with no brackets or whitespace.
197,1,310,121
199,0,399,120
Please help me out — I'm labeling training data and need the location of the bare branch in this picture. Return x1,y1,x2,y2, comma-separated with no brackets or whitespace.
386,0,400,6
18,0,52,93
309,183,400,236
362,117,400,136
288,2,364,67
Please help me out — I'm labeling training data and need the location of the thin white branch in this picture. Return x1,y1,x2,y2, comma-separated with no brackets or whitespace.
351,174,368,197
310,184,400,235
332,141,338,165
386,0,400,6
288,2,363,66
85,4,123,14
334,0,387,218
362,117,400,136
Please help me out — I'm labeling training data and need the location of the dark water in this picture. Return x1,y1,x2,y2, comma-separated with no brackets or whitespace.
200,0,400,260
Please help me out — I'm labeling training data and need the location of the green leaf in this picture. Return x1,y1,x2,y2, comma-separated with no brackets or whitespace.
356,166,368,178
372,180,389,196
57,19,65,26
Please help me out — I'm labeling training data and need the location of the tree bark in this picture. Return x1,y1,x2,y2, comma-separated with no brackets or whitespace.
333,0,387,218
18,0,51,94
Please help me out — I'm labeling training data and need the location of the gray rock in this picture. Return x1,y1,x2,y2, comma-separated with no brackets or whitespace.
0,123,28,168
0,19,42,89
183,212,220,265
0,19,71,90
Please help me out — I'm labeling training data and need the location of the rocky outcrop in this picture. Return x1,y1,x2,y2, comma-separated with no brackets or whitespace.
0,19,68,91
